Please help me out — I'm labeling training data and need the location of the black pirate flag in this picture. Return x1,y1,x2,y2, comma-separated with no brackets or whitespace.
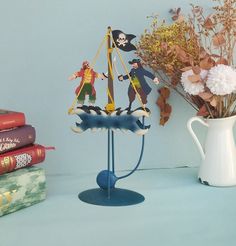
112,30,136,52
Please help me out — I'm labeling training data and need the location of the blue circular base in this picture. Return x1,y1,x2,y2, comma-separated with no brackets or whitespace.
78,188,145,206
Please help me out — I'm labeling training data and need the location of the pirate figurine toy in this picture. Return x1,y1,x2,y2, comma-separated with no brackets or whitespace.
68,61,106,107
118,59,159,110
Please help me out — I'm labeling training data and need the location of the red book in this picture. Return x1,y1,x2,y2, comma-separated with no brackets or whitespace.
0,109,25,130
0,144,53,175
0,125,36,154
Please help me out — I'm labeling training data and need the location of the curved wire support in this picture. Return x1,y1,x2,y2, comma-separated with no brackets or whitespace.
117,116,145,180
117,134,145,180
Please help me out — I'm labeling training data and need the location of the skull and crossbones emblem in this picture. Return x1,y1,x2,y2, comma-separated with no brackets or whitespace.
116,33,128,47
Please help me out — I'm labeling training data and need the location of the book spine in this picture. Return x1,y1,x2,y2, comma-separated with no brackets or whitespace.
0,125,36,154
0,144,46,175
0,167,46,216
0,111,25,130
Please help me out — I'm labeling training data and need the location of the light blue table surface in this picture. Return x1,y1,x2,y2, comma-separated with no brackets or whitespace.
0,167,235,246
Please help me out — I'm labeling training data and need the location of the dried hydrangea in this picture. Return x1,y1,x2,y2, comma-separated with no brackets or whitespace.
206,65,236,95
181,69,208,95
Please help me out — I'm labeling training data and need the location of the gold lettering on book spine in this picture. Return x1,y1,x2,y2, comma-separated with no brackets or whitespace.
37,148,42,157
0,190,17,209
1,157,10,170
0,156,14,171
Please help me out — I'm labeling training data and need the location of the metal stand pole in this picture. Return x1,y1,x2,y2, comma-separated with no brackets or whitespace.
107,129,111,199
111,130,115,173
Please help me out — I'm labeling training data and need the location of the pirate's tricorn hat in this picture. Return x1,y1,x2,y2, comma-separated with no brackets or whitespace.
128,58,141,64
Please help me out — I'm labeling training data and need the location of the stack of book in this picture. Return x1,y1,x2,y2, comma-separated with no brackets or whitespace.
0,109,52,216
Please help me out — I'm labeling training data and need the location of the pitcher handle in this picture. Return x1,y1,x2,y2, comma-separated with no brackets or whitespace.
187,116,209,160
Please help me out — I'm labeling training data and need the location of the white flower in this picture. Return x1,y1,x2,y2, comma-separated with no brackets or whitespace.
206,65,236,95
181,69,208,95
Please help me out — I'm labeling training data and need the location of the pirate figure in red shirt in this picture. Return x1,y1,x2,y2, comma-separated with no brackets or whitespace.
68,61,105,107
118,59,159,110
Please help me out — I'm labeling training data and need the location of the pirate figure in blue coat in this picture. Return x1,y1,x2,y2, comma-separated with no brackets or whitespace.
118,59,159,110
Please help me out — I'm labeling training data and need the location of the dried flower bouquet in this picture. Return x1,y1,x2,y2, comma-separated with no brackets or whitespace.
137,0,236,125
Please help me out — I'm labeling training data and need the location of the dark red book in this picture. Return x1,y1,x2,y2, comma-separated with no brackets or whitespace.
0,144,54,175
0,109,25,130
0,125,35,154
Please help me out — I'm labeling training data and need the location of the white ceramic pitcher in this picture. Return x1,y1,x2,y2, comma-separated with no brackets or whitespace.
187,115,236,186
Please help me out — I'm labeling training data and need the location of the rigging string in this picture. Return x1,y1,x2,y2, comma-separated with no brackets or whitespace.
110,30,146,110
68,31,109,114
107,54,114,81
107,88,115,106
106,39,115,106
90,31,109,69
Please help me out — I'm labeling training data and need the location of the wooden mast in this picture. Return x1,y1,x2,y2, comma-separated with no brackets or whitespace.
105,26,115,113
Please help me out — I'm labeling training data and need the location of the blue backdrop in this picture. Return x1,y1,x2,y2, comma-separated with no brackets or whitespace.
0,0,214,175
